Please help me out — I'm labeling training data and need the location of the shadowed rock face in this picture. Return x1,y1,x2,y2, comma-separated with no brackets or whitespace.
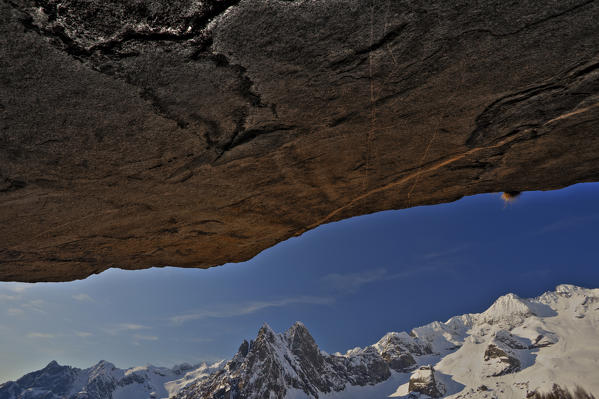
409,365,444,398
483,344,521,377
1,0,599,282
173,322,396,399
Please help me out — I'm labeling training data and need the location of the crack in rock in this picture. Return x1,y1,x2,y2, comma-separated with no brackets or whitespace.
2,0,599,281
8,0,280,159
467,59,599,147
8,0,243,60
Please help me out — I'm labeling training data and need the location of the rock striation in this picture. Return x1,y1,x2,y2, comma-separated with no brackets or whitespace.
2,0,599,281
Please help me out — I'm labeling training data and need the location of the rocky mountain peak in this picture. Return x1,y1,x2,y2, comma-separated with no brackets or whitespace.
12,360,76,397
89,360,119,378
43,360,60,370
237,339,250,358
93,360,116,368
256,323,276,340
3,285,598,398
555,284,588,297
285,321,309,336
285,321,319,357
479,292,536,326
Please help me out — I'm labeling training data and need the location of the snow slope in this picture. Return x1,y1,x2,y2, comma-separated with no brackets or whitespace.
374,284,598,398
290,284,599,398
2,285,597,398
0,360,224,399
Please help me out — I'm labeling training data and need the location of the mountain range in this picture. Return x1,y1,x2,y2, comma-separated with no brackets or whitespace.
1,284,597,398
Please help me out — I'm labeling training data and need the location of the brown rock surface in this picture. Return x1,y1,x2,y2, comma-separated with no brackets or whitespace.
1,0,599,282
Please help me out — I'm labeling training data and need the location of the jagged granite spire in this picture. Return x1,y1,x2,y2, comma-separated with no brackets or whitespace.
173,322,410,399
3,286,598,398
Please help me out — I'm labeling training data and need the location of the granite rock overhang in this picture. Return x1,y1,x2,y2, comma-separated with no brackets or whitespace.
1,0,598,281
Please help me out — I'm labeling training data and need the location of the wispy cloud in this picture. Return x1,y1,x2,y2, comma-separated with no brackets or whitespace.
537,213,599,234
421,243,470,260
5,284,29,293
321,265,444,294
170,296,333,325
75,331,93,338
133,334,159,341
4,299,46,316
22,299,46,314
72,293,95,302
321,268,388,293
7,307,24,316
118,323,148,331
0,283,29,302
0,293,18,301
27,332,55,339
104,323,150,335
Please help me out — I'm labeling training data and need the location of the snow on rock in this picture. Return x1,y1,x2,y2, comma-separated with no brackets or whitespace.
2,285,598,399
408,365,446,398
373,333,418,372
173,321,398,399
478,293,540,328
409,314,475,355
0,359,224,399
481,344,520,378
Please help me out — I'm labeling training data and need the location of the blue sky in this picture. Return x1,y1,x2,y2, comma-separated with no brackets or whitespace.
1,183,599,382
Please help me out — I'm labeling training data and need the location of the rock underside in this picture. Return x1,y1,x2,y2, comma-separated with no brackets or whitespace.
1,0,599,282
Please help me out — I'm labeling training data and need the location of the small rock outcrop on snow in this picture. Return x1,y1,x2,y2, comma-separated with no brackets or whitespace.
408,365,445,398
2,285,598,398
480,330,528,377
482,344,521,377
374,333,420,372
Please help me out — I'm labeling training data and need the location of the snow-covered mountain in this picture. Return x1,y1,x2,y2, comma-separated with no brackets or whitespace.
0,360,224,399
2,284,597,398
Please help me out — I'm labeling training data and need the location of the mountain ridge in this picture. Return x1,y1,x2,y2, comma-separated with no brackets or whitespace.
2,284,597,398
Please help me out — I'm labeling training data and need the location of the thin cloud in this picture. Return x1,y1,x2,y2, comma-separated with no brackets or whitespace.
537,213,599,234
72,293,95,302
321,265,444,294
421,243,470,260
117,323,148,331
22,300,46,314
6,284,29,293
133,334,159,341
5,300,46,316
321,268,388,293
0,294,18,301
0,284,29,301
75,331,93,338
27,332,55,339
7,307,24,316
170,296,333,325
104,323,150,335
